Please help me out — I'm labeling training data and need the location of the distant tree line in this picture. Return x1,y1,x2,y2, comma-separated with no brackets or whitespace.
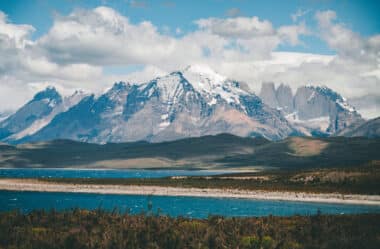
43,162,380,195
0,209,379,249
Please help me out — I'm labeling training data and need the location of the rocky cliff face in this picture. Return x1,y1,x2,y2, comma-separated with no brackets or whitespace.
276,84,294,114
293,86,363,134
260,84,364,136
259,82,278,109
259,83,294,114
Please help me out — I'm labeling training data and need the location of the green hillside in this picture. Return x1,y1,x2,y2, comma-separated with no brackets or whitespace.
0,134,379,169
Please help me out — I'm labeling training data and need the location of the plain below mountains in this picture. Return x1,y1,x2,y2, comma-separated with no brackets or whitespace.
1,65,378,145
0,134,379,169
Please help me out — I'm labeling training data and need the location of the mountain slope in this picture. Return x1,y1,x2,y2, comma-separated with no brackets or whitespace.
338,117,380,138
0,134,378,169
0,88,87,143
0,87,63,140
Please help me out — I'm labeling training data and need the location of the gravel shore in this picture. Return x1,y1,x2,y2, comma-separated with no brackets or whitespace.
1,178,380,206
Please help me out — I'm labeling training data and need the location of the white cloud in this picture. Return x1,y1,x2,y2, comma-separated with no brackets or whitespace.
278,22,309,45
315,10,380,65
194,16,309,60
0,12,35,48
195,17,275,39
37,7,178,66
0,7,379,118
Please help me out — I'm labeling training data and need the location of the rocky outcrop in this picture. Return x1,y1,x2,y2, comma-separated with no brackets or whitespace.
260,84,364,136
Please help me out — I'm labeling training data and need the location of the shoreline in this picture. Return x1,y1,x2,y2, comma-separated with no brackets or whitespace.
0,167,260,173
1,178,380,206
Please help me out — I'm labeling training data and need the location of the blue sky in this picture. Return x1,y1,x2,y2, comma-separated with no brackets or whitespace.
2,0,379,54
0,0,379,115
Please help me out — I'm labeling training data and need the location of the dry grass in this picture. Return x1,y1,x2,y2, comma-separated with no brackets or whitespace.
288,137,329,156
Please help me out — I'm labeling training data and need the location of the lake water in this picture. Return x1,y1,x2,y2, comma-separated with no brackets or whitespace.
0,168,227,179
1,168,380,218
1,191,380,218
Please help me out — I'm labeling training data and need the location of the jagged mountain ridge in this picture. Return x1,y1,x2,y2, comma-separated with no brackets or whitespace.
1,65,294,144
259,83,364,136
0,65,374,144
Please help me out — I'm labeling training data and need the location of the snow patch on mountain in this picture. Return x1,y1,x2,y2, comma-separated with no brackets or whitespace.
156,73,185,105
182,64,247,106
286,112,330,134
336,98,355,112
0,113,11,122
307,91,316,102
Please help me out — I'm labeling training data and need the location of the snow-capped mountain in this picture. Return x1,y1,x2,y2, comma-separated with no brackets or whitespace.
259,83,364,136
1,65,371,144
2,65,296,144
0,87,88,142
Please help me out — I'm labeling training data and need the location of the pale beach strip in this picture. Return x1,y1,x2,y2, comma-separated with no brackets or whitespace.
0,179,380,206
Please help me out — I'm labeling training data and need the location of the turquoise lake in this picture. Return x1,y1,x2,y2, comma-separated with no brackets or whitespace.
1,191,380,219
1,168,380,218
0,168,226,179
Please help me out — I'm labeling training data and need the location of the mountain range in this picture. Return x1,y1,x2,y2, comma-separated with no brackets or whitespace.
0,65,378,144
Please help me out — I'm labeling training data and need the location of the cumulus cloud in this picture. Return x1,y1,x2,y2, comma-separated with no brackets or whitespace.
315,10,380,65
37,7,178,66
0,12,35,48
194,16,309,59
0,9,122,110
195,17,275,39
0,7,379,118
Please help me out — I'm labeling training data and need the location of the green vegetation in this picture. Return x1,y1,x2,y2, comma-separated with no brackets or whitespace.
0,209,379,249
1,134,380,169
42,161,380,195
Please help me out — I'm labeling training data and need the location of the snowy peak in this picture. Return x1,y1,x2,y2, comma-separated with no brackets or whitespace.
0,87,90,142
153,72,190,103
31,86,62,109
181,64,248,105
304,85,356,113
32,86,61,102
108,81,132,93
104,82,133,104
182,64,227,86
